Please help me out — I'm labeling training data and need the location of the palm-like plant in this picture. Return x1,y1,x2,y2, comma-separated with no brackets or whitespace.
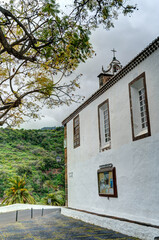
43,180,55,193
2,175,35,205
43,191,65,206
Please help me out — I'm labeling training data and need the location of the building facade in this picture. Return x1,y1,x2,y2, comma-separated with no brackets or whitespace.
62,37,159,240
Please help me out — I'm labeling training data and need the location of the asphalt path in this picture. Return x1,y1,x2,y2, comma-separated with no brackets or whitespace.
0,209,140,240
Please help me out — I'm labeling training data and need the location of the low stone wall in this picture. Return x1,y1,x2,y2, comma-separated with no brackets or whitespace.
0,204,61,213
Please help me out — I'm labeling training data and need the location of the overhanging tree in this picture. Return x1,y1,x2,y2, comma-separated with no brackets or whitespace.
0,0,136,127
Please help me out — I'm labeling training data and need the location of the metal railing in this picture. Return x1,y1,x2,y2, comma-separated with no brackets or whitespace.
16,208,44,221
0,208,60,225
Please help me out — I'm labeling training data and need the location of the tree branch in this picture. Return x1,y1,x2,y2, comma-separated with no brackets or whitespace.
0,27,36,61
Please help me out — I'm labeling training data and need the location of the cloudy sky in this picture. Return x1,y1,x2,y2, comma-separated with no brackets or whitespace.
21,0,159,129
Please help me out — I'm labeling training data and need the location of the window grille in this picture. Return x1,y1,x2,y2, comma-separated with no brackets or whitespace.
73,115,80,148
138,88,148,129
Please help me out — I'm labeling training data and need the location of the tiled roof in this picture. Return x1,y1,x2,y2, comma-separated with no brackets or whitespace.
62,36,159,125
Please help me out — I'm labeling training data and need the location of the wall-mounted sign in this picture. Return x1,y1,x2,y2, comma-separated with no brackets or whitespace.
69,172,73,178
97,166,117,198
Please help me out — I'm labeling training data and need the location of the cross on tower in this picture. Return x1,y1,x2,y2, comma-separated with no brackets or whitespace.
111,48,117,59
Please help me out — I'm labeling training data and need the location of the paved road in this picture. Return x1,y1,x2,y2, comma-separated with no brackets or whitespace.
0,209,140,240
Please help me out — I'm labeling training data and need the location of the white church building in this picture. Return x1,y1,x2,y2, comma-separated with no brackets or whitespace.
62,36,159,240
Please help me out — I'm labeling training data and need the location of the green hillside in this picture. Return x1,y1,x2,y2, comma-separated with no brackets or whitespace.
0,127,64,203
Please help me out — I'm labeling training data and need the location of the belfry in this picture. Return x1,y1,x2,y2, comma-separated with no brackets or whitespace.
98,49,122,88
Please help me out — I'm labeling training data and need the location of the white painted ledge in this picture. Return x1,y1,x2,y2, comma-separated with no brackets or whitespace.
61,207,159,240
0,204,61,213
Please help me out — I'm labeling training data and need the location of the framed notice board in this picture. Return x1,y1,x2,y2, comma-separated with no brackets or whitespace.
97,166,117,198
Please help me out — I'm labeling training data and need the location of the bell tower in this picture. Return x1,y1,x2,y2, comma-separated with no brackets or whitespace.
98,49,122,88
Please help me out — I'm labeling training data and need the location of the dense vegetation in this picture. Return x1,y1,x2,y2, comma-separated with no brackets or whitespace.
0,127,64,204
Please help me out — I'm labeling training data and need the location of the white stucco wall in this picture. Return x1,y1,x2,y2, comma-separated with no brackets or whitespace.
66,49,159,235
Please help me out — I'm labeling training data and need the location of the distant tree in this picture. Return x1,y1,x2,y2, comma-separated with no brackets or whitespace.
0,0,136,127
2,175,35,205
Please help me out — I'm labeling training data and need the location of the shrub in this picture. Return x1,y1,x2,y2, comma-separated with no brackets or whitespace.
42,190,65,206
16,165,32,176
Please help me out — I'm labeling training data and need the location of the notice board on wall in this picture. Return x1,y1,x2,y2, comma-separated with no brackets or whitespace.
97,166,117,198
